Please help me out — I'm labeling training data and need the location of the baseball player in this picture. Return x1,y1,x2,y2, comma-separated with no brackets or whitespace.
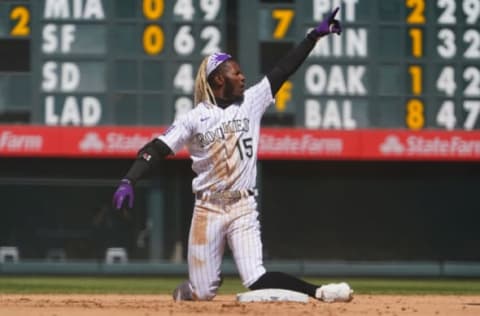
113,7,353,302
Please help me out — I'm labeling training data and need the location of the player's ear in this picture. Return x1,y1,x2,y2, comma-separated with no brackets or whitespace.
212,74,224,87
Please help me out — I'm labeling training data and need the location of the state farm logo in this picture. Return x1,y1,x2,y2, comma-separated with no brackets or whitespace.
379,134,480,156
379,135,405,154
78,131,154,152
260,134,343,154
0,130,43,151
79,132,104,152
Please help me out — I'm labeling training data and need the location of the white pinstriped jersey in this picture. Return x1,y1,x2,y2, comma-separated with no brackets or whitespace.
159,77,274,193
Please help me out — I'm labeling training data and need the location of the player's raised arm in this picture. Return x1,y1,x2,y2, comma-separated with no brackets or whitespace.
266,6,342,95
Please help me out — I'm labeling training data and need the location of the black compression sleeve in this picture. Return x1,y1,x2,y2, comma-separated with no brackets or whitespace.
124,138,173,184
124,159,150,184
266,32,318,95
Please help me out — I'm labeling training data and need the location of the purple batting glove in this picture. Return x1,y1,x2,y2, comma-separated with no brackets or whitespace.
113,179,134,210
313,6,342,38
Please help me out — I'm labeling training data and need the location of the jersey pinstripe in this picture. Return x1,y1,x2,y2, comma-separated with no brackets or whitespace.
159,77,274,193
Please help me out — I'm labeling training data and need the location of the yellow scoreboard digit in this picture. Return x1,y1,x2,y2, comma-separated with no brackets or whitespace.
10,5,31,36
405,0,425,130
142,0,165,55
272,9,294,39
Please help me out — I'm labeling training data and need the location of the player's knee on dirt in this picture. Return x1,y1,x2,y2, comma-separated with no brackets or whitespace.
192,277,223,301
192,286,217,301
193,290,216,301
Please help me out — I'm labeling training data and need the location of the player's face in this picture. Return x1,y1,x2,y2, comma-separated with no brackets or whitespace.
222,61,246,103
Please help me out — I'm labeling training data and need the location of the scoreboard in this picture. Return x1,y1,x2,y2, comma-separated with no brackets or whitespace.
242,0,480,130
0,0,479,130
0,0,226,126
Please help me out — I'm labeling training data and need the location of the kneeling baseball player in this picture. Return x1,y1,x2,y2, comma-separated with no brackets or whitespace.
113,7,353,303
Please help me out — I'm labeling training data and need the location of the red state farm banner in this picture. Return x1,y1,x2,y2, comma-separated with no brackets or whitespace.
0,126,62,156
362,130,480,161
1,125,480,161
58,127,169,158
259,128,362,160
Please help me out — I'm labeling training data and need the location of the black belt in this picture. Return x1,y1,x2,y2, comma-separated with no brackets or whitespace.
195,189,257,201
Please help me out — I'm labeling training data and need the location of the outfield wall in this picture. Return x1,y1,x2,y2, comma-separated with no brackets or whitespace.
0,157,479,273
2,260,480,278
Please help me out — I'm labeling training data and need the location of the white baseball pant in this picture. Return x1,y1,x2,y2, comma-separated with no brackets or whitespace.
187,195,266,300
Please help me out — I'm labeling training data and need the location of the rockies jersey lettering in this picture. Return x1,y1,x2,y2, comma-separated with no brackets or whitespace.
195,118,250,147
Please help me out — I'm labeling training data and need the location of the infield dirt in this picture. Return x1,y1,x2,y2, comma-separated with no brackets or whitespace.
1,294,480,315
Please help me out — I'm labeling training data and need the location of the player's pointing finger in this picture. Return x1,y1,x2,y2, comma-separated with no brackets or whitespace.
329,6,340,21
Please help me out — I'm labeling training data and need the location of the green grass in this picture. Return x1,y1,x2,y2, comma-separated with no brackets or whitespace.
1,276,480,295
0,276,182,294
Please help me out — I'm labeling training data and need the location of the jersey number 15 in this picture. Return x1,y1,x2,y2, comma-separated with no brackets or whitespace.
236,137,253,160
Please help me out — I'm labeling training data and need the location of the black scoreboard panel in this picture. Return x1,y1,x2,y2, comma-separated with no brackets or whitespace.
32,0,226,126
0,0,227,125
0,0,479,129
0,0,31,121
240,0,480,130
